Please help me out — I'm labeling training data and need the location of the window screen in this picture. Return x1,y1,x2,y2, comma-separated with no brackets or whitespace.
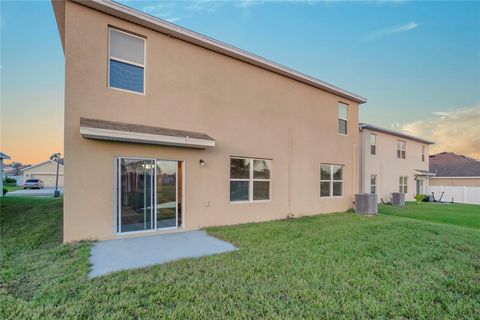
109,28,145,93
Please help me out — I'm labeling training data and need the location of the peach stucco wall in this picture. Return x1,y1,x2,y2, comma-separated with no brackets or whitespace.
359,128,430,202
61,1,361,242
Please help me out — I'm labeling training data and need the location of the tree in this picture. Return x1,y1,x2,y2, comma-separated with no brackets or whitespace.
10,162,23,176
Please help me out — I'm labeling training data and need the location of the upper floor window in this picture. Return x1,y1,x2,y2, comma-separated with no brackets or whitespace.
108,28,145,94
370,134,376,155
320,164,343,197
338,103,348,135
370,175,377,194
397,140,406,159
422,145,426,162
230,157,272,202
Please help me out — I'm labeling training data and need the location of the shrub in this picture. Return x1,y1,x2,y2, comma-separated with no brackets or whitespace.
414,194,426,205
4,177,16,184
3,187,7,195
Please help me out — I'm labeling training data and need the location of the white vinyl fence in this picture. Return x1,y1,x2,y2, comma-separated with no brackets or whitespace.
430,186,480,205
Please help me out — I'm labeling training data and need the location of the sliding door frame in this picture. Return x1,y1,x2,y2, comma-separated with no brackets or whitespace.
114,156,184,236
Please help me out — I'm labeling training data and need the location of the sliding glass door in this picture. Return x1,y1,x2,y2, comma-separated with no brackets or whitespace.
118,159,155,233
117,158,181,234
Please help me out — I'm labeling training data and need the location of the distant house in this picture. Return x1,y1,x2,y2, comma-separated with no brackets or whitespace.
1,152,11,197
3,164,31,177
430,152,480,187
22,159,64,188
358,123,435,202
429,152,480,204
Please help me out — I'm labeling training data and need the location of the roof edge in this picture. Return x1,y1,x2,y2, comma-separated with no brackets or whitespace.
71,0,367,104
359,123,435,145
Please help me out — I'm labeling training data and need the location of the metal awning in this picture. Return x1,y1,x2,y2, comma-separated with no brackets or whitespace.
80,118,215,149
415,169,435,177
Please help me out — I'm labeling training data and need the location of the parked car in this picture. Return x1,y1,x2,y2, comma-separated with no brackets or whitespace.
23,179,44,189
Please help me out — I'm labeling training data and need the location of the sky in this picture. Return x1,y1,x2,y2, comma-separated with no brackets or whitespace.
1,0,479,165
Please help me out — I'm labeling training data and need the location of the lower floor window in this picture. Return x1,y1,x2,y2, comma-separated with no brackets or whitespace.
230,157,272,202
399,176,408,193
320,164,343,197
370,175,377,194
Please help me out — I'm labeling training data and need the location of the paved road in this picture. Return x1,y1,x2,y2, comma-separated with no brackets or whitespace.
6,187,64,197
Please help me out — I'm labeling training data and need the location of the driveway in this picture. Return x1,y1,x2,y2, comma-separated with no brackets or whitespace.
6,187,64,197
89,231,237,277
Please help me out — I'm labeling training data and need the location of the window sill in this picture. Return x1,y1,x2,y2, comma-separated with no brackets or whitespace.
230,199,271,204
108,85,145,96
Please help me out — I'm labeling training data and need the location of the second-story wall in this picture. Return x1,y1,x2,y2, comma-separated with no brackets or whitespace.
359,128,430,201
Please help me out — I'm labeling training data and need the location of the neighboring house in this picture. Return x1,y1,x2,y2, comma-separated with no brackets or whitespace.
3,164,31,186
3,164,31,177
52,0,367,242
22,159,64,188
429,152,480,204
358,123,434,202
0,152,11,197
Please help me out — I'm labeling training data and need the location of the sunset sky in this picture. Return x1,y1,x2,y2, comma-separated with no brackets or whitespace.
1,0,479,165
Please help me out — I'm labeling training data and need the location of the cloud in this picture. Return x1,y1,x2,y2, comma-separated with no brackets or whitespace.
398,106,480,159
140,2,182,22
186,0,224,12
364,22,419,41
235,0,264,8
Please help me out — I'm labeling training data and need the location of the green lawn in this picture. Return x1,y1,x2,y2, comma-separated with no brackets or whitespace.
380,201,480,229
3,183,22,193
1,198,479,319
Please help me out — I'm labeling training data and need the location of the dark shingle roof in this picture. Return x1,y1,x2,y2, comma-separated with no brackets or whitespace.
80,118,214,141
429,152,480,177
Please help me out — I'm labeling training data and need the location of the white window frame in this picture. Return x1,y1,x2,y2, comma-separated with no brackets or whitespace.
370,174,377,194
399,176,408,193
108,27,146,95
370,133,376,155
338,102,348,135
114,156,185,235
229,157,272,203
320,164,344,198
397,140,406,159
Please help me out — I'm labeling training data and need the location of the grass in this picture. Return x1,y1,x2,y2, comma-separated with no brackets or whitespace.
3,183,22,193
380,201,480,229
1,197,479,319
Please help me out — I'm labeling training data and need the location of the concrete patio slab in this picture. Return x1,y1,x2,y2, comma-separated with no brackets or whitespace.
89,230,237,277
6,187,64,197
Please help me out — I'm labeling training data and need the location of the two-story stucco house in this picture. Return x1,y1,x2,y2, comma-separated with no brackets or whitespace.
358,123,434,202
52,0,367,242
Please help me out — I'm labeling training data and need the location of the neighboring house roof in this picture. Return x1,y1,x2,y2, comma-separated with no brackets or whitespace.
80,117,215,148
429,152,480,177
22,159,64,173
359,123,435,145
3,164,31,175
70,0,367,104
0,152,11,160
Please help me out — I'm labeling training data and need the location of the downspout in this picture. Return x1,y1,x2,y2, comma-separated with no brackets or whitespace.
288,128,292,214
359,128,365,193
